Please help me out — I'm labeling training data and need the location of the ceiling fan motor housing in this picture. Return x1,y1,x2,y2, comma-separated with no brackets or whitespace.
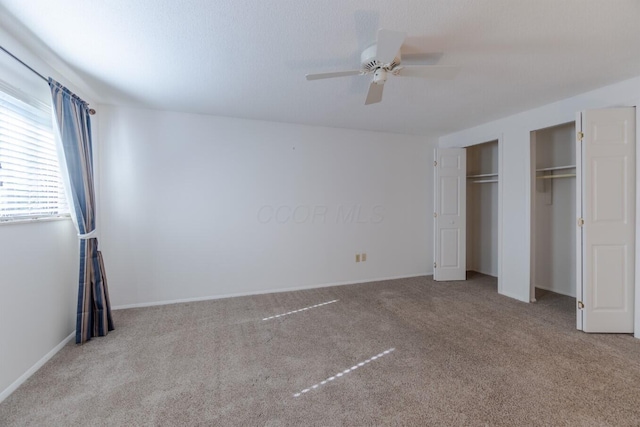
360,44,401,72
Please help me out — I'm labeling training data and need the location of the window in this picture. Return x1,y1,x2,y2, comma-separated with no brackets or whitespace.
0,81,68,221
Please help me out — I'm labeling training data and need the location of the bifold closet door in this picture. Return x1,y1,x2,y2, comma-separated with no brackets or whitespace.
434,148,466,281
578,107,636,333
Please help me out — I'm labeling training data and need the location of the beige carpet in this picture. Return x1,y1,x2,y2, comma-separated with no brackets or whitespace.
1,273,640,426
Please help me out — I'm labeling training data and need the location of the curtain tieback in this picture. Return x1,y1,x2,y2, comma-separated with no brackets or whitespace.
78,230,97,240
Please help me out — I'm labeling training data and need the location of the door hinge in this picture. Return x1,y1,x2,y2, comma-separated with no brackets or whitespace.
577,301,584,309
433,262,437,268
577,131,584,141
433,212,437,218
434,161,437,167
577,218,584,227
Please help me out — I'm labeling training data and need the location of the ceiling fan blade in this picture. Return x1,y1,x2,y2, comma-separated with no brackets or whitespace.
400,52,443,65
305,70,362,80
396,66,460,80
376,29,406,64
365,82,384,105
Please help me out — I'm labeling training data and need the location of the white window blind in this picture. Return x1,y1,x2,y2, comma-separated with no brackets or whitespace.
0,82,68,221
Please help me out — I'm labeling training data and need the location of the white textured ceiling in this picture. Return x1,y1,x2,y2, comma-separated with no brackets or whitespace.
1,0,639,136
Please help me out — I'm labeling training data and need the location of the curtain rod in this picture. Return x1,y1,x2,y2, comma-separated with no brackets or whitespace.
0,44,96,115
0,45,48,82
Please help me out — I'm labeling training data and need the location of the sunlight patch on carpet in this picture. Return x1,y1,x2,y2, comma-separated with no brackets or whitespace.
262,299,338,321
293,348,396,398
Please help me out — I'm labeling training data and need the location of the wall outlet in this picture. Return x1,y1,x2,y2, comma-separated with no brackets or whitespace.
362,253,367,262
356,254,361,262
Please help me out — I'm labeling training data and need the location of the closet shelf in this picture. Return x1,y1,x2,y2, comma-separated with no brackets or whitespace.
471,179,499,184
536,165,576,172
466,172,498,179
536,173,576,179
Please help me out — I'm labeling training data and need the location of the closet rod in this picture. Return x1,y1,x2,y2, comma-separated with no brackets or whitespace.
472,179,499,183
0,45,47,83
536,165,576,172
467,172,498,179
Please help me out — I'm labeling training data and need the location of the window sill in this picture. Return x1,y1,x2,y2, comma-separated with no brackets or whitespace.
0,215,72,226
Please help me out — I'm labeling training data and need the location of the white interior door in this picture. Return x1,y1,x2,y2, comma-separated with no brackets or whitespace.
579,107,636,333
434,148,466,281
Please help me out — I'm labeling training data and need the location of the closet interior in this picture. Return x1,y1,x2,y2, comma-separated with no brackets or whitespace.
466,140,499,278
530,122,577,301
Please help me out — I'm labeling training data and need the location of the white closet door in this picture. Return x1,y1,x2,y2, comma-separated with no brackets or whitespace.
576,113,583,330
434,148,466,281
580,107,636,333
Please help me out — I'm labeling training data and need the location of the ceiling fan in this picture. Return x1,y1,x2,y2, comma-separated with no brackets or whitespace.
306,29,459,105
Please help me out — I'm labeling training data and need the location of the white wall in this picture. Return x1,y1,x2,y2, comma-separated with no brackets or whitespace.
0,20,95,401
439,76,640,335
99,106,434,307
0,220,78,399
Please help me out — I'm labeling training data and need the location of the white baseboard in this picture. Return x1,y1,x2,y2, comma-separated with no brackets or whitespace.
113,273,431,310
0,331,74,404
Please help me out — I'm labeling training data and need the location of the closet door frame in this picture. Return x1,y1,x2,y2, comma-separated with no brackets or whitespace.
636,105,640,339
529,122,578,303
529,132,537,303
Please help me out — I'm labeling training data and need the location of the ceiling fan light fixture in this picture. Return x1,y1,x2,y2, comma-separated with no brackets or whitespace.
372,69,387,84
